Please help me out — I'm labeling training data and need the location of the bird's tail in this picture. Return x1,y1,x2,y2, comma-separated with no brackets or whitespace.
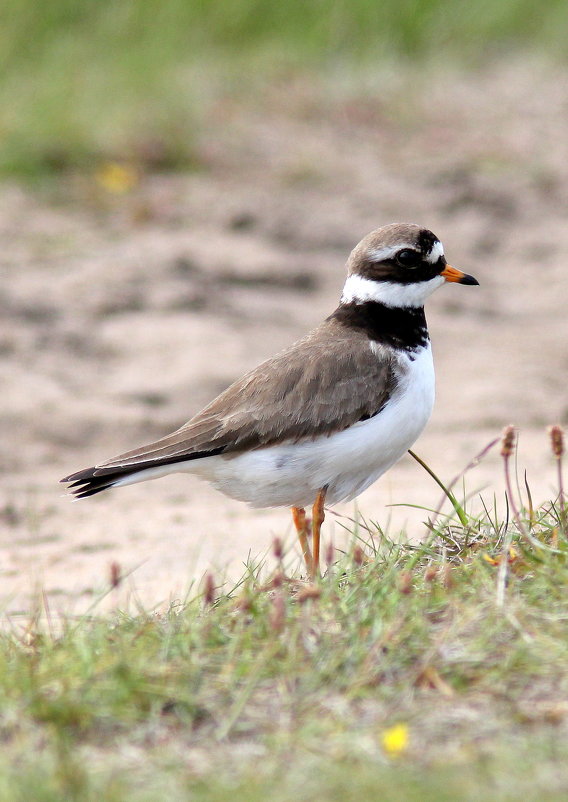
61,445,226,499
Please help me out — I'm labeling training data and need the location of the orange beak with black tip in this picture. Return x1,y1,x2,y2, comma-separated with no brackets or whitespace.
441,264,479,285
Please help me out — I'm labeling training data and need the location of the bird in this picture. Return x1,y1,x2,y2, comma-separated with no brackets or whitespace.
61,223,478,578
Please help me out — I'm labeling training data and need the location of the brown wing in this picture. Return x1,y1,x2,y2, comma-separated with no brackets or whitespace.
63,318,396,483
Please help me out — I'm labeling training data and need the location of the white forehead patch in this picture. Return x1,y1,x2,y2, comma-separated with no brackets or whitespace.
341,274,445,308
425,240,444,264
368,244,415,263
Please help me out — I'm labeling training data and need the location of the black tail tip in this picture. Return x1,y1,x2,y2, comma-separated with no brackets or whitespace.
60,466,115,498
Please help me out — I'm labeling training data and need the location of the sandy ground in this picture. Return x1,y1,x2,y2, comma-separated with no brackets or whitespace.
2,59,568,618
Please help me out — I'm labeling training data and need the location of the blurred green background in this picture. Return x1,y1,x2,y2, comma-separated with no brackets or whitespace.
0,0,566,176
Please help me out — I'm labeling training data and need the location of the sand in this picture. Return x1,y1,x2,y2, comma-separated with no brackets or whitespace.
2,59,567,617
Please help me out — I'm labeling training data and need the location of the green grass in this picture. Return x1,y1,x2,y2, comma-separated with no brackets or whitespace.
1,0,567,176
2,478,568,800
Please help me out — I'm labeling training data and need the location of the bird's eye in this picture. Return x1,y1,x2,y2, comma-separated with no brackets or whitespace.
396,249,421,268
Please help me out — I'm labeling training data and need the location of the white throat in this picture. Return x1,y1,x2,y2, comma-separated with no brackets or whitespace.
340,274,445,308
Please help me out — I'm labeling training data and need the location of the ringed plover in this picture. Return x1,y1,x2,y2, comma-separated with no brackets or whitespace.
62,223,478,577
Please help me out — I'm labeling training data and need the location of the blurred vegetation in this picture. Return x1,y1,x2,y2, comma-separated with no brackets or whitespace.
0,0,566,175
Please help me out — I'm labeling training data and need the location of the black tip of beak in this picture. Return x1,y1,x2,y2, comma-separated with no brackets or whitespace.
460,274,479,286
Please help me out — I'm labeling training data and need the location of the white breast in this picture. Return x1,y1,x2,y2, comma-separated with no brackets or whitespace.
187,343,436,508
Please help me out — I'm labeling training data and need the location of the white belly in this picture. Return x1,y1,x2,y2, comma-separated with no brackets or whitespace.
187,344,436,508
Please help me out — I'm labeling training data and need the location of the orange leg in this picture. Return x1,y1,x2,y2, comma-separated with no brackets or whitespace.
310,487,327,580
291,506,312,572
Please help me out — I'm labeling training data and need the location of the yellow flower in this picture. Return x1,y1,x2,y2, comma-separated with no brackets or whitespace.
381,723,408,756
482,547,518,566
95,162,138,194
